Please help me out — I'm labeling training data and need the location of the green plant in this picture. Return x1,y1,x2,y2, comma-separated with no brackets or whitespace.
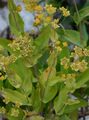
0,0,89,120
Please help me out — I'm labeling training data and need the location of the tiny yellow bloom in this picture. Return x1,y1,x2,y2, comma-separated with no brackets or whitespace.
63,42,68,47
16,5,22,12
25,4,32,11
71,60,88,72
61,57,69,65
79,60,88,72
51,19,59,29
55,41,61,47
36,14,44,19
83,48,89,56
45,16,52,23
45,4,56,14
34,5,43,11
60,7,70,17
34,18,41,26
74,46,83,57
0,107,6,114
56,46,62,52
0,75,5,81
61,57,70,69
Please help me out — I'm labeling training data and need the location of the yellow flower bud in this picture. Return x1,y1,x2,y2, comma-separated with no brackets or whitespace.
0,75,5,81
16,5,22,12
45,4,56,14
63,42,68,47
60,7,70,17
56,46,62,52
45,16,51,23
34,18,41,26
34,5,43,11
83,48,89,56
51,19,59,29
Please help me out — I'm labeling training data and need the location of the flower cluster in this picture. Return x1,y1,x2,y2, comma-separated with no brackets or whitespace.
61,73,76,81
21,1,70,29
8,34,34,58
61,57,70,69
59,7,70,17
10,108,19,117
71,46,89,57
60,46,89,72
71,60,88,72
0,107,6,114
61,73,76,89
33,4,57,28
23,0,38,12
0,67,7,81
55,41,68,52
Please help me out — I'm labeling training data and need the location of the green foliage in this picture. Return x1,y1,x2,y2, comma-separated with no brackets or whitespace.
8,0,24,35
0,0,89,120
74,6,89,24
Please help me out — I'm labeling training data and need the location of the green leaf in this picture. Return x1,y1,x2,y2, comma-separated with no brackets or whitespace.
9,59,32,95
29,116,44,120
57,29,86,47
54,87,69,115
76,68,89,89
9,12,24,35
59,47,70,59
0,81,3,89
0,38,13,53
79,23,88,46
31,87,41,112
47,76,63,86
47,52,57,67
7,107,24,120
8,0,16,11
42,84,58,103
7,70,22,88
54,68,89,115
8,0,24,35
34,25,51,50
64,99,87,113
40,67,56,87
2,89,31,106
73,6,89,24
60,115,71,120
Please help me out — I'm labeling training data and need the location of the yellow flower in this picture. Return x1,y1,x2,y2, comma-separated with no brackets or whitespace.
71,61,80,72
34,5,43,11
55,41,61,46
34,18,41,26
83,48,89,56
63,42,68,47
45,16,52,23
36,14,44,19
8,35,34,58
11,108,19,117
25,4,32,11
61,57,70,69
61,73,76,81
0,107,6,114
56,46,62,52
22,0,28,4
67,74,76,80
51,19,59,29
16,5,22,12
74,46,83,57
0,75,5,81
79,60,88,72
60,7,70,17
71,60,88,72
45,4,56,14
